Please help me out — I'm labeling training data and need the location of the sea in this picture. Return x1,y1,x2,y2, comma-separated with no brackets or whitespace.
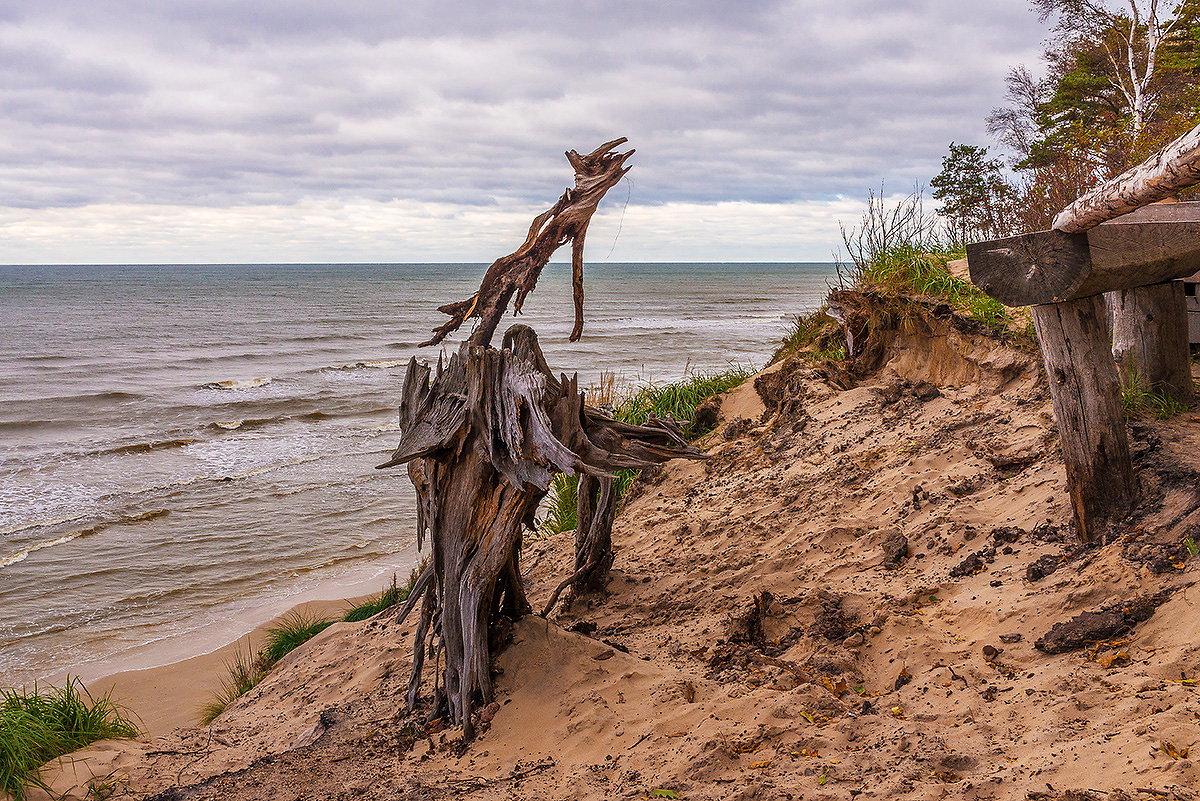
0,262,835,689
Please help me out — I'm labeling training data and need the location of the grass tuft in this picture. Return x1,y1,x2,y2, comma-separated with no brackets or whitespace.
1121,377,1188,420
258,611,334,668
1,678,139,800
774,308,838,362
613,366,755,439
342,571,413,623
537,365,753,537
197,644,261,726
835,188,1011,331
198,570,422,725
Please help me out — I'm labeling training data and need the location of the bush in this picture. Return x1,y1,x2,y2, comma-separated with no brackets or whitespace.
1,679,139,800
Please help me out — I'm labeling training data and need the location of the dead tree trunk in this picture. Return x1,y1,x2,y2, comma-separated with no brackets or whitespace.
574,474,617,592
1109,281,1194,405
378,140,703,739
381,329,700,737
1030,296,1136,543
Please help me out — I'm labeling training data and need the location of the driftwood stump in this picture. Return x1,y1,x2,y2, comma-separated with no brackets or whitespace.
378,140,704,738
380,327,699,737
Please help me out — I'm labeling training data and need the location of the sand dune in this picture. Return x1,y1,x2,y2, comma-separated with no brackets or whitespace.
37,307,1200,800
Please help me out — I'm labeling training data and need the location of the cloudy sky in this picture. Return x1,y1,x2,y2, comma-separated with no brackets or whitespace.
1,1,1045,264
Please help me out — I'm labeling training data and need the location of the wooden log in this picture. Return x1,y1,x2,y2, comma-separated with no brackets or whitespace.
1030,296,1136,544
966,201,1200,306
1110,280,1194,404
1054,123,1200,232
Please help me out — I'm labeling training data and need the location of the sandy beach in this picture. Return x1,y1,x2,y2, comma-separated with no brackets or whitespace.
30,294,1200,800
85,594,378,738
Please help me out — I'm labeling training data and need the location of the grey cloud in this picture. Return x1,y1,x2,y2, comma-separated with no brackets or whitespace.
0,1,1044,211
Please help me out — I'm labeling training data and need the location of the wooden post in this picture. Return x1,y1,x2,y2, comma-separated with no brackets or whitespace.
1030,295,1135,544
1110,280,1195,404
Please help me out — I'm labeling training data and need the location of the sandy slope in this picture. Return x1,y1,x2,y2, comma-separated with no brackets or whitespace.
37,307,1200,801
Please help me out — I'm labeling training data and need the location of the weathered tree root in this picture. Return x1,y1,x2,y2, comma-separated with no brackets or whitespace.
381,326,701,738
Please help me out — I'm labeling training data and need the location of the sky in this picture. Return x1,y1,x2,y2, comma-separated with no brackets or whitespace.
0,1,1046,264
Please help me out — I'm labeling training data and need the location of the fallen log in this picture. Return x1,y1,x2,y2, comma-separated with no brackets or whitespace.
1053,122,1200,232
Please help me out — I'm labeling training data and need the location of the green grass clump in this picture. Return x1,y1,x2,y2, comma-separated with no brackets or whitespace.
537,365,753,536
835,187,1011,331
342,573,409,623
258,611,334,667
852,245,1009,329
1121,377,1189,420
1,678,139,800
613,366,754,439
199,571,419,725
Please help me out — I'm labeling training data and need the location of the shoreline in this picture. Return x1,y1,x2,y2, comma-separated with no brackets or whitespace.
81,567,413,737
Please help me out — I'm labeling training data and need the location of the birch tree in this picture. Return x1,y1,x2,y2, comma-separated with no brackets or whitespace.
1034,0,1183,140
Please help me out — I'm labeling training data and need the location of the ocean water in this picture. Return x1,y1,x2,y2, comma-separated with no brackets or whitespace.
0,262,835,688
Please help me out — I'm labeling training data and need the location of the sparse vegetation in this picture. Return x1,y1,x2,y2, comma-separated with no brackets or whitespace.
536,365,753,537
199,570,422,724
198,643,262,725
772,190,1018,367
774,307,838,361
612,366,754,438
838,190,1010,329
342,572,409,623
1121,377,1189,420
1,678,139,800
813,346,847,363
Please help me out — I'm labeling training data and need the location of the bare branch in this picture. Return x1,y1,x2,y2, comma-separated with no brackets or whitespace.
420,138,633,348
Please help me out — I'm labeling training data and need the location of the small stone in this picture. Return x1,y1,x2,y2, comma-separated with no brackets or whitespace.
842,631,865,648
868,625,882,636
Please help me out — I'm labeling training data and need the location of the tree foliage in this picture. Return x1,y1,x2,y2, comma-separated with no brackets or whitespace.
931,143,1018,241
940,0,1200,236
